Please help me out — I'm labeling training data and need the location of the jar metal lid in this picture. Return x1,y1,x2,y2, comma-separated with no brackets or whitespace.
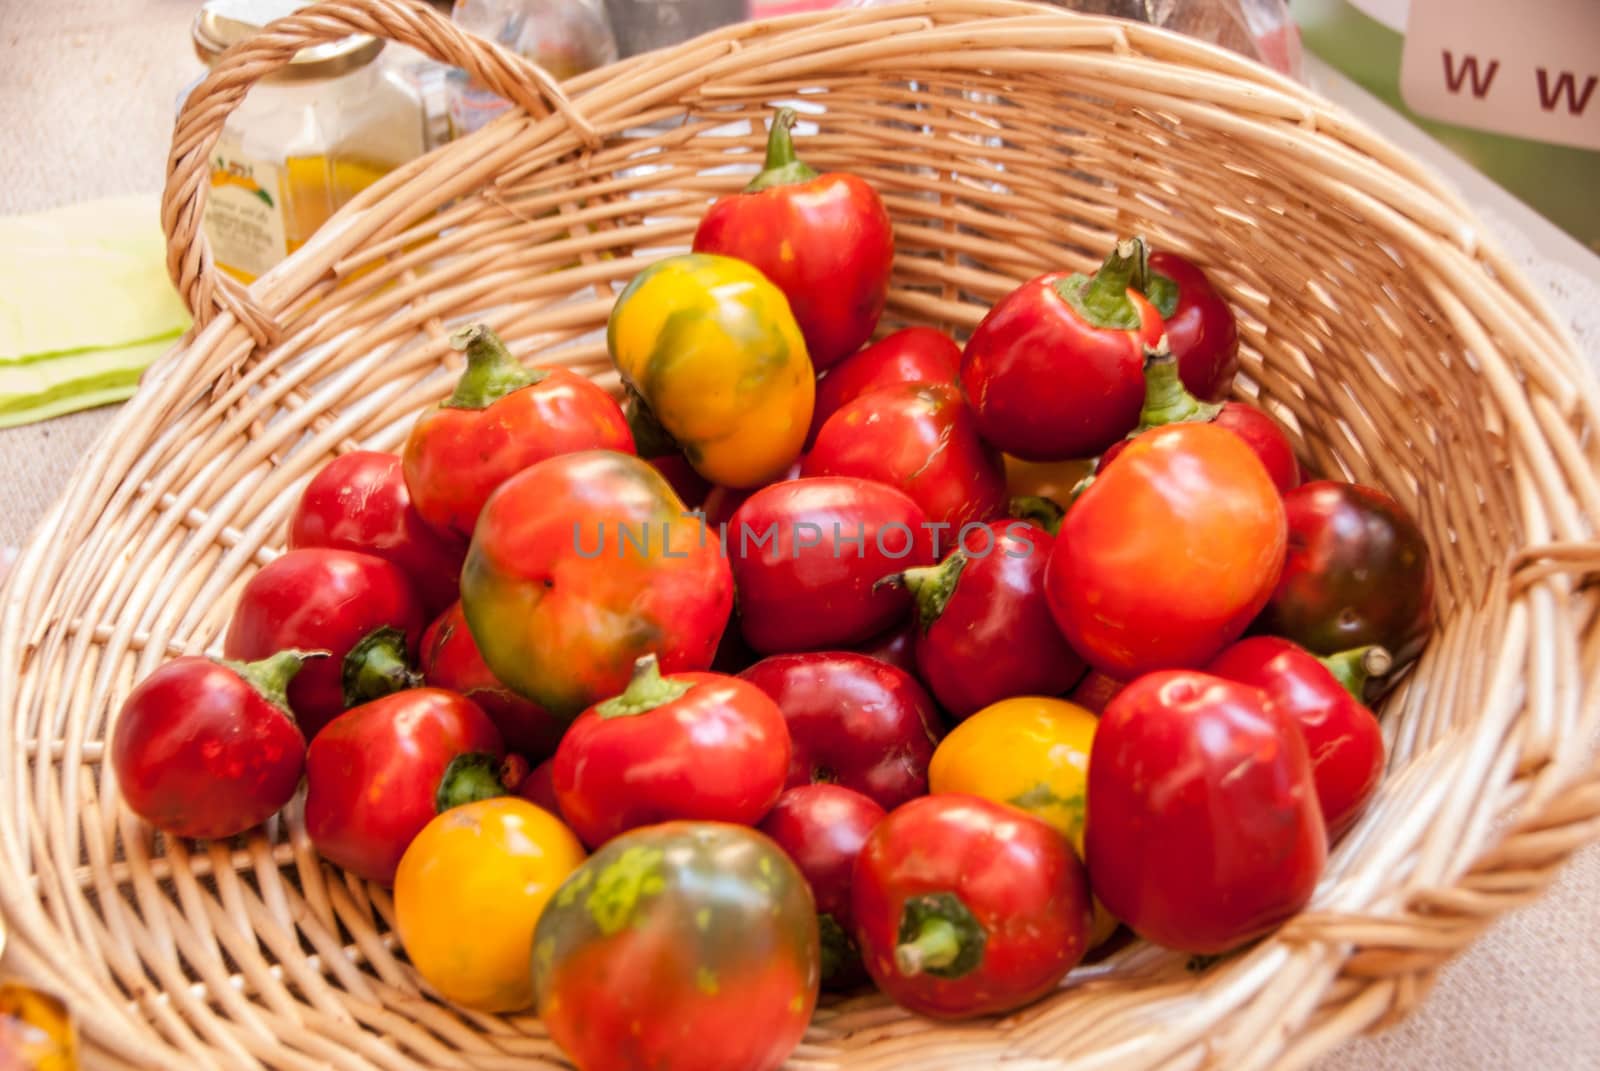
193,0,384,82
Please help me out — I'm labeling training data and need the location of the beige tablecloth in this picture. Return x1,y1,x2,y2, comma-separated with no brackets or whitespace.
2,3,1597,1067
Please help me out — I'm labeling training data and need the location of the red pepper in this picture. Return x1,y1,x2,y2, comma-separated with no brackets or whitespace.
960,238,1165,461
1068,670,1126,715
644,453,713,513
111,651,318,840
420,601,565,764
739,651,942,811
402,324,634,540
460,451,733,720
1085,671,1326,953
551,656,792,848
1098,344,1299,494
728,477,935,653
852,794,1092,1019
700,456,805,533
803,381,1007,530
809,327,961,445
894,520,1085,720
304,688,508,885
758,784,886,989
288,450,467,616
223,548,426,741
1207,637,1389,840
851,619,919,678
1046,423,1287,678
1259,481,1435,688
1144,250,1240,402
693,108,895,370
513,757,563,818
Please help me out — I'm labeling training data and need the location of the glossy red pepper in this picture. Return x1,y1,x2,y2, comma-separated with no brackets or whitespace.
803,381,1008,530
808,327,961,445
1085,670,1326,953
700,457,805,533
288,450,467,616
223,548,426,740
1098,346,1299,494
758,784,886,989
728,477,935,653
894,520,1085,720
420,601,565,763
461,450,733,720
1145,249,1239,402
1207,636,1389,840
304,688,507,885
852,619,919,678
852,794,1092,1019
1046,423,1287,677
1259,481,1436,688
645,453,713,513
111,652,316,840
739,651,943,811
1068,670,1126,715
402,324,634,540
514,758,563,818
551,657,791,847
960,238,1165,460
693,108,894,370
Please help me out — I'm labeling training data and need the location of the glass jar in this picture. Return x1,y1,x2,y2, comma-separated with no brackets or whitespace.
446,0,617,139
189,0,428,283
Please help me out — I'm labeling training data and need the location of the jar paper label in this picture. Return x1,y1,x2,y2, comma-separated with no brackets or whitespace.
1399,0,1600,151
203,136,288,282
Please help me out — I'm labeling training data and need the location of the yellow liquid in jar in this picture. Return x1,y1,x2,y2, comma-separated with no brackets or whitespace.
217,155,392,284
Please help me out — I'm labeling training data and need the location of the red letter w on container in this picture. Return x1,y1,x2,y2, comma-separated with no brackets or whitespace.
1536,68,1598,114
1442,51,1499,97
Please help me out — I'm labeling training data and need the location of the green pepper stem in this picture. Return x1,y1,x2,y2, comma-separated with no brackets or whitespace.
1139,338,1222,429
445,324,546,410
435,752,509,814
897,553,968,633
895,916,963,976
1009,495,1066,537
818,912,860,987
1320,645,1393,702
744,107,820,192
1068,471,1096,504
1054,237,1152,331
1145,270,1180,320
341,626,421,709
223,649,326,713
596,654,692,719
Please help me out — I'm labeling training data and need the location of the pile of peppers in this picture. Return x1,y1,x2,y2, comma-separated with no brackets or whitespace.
108,108,1437,1071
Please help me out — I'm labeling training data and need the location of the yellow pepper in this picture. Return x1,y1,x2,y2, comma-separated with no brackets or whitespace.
394,798,585,1012
1002,454,1095,502
607,253,814,488
929,696,1120,947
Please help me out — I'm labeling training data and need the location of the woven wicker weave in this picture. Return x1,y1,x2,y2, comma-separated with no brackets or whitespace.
3,1,1598,1067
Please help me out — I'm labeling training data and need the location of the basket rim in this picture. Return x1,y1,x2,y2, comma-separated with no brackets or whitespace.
3,2,1599,1069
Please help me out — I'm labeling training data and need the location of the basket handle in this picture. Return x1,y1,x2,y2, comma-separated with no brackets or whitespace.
162,0,601,345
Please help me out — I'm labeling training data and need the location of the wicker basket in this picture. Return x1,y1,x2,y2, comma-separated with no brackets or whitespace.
3,0,1598,1067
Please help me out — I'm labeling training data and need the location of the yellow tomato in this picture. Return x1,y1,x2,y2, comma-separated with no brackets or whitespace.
929,696,1120,947
394,798,585,1012
930,696,1097,852
607,253,814,488
1003,454,1095,504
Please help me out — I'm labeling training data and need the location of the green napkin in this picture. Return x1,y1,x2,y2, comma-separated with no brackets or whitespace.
0,195,191,425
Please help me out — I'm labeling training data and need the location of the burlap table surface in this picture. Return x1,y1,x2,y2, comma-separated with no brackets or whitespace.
2,2,1597,1068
